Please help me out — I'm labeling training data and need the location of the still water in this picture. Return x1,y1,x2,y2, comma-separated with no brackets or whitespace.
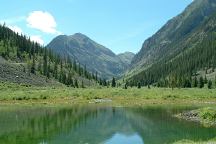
0,105,215,144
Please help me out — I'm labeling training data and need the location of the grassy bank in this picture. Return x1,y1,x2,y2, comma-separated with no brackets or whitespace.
1,82,216,106
173,138,216,144
176,107,216,127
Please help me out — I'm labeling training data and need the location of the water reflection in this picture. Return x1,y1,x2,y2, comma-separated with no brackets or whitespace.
0,106,215,144
104,133,144,144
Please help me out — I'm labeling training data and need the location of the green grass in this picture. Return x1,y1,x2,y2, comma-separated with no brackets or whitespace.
173,138,216,144
1,82,216,106
197,107,216,126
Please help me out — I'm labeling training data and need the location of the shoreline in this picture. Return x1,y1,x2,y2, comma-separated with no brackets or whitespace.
0,96,216,107
175,107,216,127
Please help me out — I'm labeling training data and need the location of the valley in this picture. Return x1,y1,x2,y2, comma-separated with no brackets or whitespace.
0,0,216,143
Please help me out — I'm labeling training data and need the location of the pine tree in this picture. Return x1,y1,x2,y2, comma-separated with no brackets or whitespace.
99,79,103,85
169,75,176,90
74,79,79,88
67,72,73,86
30,54,36,74
54,61,58,79
137,82,141,89
73,59,77,72
111,77,116,87
193,77,198,87
124,83,128,89
204,75,208,84
184,78,192,88
38,59,42,75
215,75,216,87
61,73,67,84
47,60,51,78
103,79,107,86
43,49,48,76
95,71,98,82
208,80,212,89
78,63,82,76
199,76,204,88
84,65,87,77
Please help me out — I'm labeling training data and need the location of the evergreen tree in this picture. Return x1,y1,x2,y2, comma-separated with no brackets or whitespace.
204,75,208,84
47,60,51,78
30,54,36,74
111,77,116,87
38,59,42,75
169,75,176,90
54,61,58,79
208,80,212,89
84,65,87,77
199,76,204,88
73,59,77,72
95,71,98,82
78,63,82,76
103,79,107,86
74,79,79,88
137,82,141,89
62,73,67,84
99,79,103,85
184,78,192,88
215,75,216,87
43,49,48,76
193,77,198,87
124,83,128,89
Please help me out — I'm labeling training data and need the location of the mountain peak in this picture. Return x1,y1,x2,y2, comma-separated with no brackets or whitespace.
47,33,133,79
118,51,135,55
73,32,87,37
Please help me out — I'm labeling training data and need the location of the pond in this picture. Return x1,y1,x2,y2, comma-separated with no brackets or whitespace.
0,105,215,144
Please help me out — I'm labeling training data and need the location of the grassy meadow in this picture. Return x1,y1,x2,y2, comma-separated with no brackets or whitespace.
1,82,216,106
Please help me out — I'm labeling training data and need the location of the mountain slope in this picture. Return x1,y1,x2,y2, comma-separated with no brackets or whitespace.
47,33,133,79
0,25,96,87
0,56,61,86
127,0,216,87
117,52,135,66
130,0,216,72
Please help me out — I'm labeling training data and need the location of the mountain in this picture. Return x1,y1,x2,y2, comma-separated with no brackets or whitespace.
127,0,216,87
117,52,135,66
0,25,96,87
47,33,134,79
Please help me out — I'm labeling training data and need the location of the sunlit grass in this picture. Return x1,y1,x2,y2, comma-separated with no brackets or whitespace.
0,82,216,106
173,138,216,144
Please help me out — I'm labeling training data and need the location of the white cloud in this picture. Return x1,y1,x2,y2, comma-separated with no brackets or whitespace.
8,25,23,35
30,35,44,45
26,11,61,35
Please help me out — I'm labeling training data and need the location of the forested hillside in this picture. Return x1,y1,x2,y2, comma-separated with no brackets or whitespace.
127,0,216,88
0,24,100,87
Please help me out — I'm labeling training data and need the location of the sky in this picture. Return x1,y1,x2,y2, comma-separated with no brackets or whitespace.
0,0,193,54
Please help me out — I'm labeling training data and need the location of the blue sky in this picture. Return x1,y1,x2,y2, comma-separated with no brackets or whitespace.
0,0,193,54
